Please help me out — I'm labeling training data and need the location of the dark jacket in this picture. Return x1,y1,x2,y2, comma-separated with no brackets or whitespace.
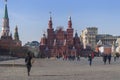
25,55,32,66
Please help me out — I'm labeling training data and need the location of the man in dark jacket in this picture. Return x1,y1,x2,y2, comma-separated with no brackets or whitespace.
108,54,111,64
25,52,33,76
103,54,107,64
88,54,92,66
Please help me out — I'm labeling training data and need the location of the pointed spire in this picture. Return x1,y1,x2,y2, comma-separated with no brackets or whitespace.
43,33,46,38
5,0,7,2
4,0,8,19
49,11,52,20
1,0,10,37
69,16,71,20
14,25,19,41
75,30,78,38
48,12,53,29
68,16,72,28
43,30,46,38
40,33,47,45
15,25,18,31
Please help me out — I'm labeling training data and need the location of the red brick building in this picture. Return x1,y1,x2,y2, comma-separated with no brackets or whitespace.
40,16,83,58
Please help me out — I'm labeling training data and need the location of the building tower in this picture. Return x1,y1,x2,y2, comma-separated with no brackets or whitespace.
81,27,98,49
40,33,48,57
47,13,54,48
74,31,80,46
14,25,19,41
67,16,74,47
0,0,22,55
1,0,10,38
40,33,47,46
73,31,81,56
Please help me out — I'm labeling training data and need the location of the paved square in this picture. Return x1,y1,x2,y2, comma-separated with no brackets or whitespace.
0,57,120,80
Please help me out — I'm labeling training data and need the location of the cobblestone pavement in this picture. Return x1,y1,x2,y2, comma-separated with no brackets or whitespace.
0,57,120,80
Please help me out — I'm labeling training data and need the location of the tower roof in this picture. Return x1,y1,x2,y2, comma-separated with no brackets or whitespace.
48,12,53,29
1,0,10,37
68,16,72,28
14,25,19,41
4,1,8,19
75,32,78,38
15,25,18,31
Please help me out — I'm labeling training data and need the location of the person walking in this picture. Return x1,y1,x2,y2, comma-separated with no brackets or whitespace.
103,54,107,64
108,54,111,64
88,54,92,66
25,52,33,76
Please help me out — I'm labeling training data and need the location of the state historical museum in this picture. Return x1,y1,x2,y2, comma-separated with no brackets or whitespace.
40,16,83,58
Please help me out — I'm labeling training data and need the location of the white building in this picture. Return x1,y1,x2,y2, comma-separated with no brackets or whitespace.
81,27,98,50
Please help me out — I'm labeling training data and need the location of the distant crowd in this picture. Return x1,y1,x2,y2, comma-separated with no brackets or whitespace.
55,52,120,66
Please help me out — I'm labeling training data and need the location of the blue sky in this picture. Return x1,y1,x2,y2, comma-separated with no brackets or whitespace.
0,0,120,45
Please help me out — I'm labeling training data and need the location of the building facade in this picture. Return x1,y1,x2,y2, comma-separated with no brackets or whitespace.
96,34,120,55
80,26,120,52
40,16,82,58
81,27,98,50
96,34,120,46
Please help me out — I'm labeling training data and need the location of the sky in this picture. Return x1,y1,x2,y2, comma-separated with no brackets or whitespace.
0,0,120,45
